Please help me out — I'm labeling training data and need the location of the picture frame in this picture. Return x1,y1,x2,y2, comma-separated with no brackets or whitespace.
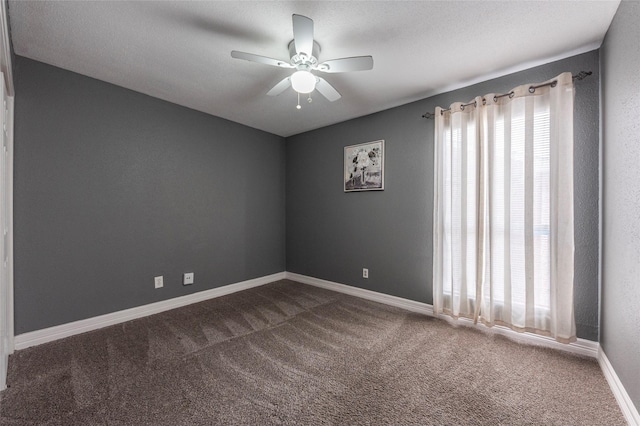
344,140,384,192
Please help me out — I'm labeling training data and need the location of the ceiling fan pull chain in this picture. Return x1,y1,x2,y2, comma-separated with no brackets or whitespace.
296,92,302,110
308,94,312,103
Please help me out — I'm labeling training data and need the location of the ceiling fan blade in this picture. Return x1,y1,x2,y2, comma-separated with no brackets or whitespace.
315,77,341,102
231,51,293,68
266,77,292,96
292,14,314,57
317,56,374,73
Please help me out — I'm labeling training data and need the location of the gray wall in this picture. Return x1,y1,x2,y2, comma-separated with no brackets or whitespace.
286,51,601,341
14,57,286,334
601,0,640,412
14,49,604,343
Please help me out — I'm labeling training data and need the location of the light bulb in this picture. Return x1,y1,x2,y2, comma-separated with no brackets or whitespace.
290,70,316,94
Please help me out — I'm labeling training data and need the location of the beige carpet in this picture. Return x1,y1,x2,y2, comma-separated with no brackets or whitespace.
0,279,625,425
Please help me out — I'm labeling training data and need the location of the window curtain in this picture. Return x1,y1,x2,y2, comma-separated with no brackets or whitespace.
432,72,576,343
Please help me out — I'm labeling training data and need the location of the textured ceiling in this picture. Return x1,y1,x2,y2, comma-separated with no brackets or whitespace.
8,1,620,137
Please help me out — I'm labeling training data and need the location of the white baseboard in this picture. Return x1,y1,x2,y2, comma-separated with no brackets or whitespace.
447,315,599,358
14,270,600,360
285,272,598,359
598,348,640,425
285,272,434,316
14,272,286,350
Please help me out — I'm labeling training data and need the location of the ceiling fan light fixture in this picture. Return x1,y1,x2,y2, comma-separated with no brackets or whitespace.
291,70,316,94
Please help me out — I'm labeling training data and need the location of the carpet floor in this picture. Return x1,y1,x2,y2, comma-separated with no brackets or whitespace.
0,279,626,425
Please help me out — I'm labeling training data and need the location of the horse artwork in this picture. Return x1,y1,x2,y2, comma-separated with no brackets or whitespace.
344,140,384,192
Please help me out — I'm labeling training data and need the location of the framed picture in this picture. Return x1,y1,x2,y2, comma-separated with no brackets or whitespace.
344,140,384,192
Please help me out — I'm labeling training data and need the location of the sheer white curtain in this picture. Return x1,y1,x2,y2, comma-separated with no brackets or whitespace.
433,72,576,342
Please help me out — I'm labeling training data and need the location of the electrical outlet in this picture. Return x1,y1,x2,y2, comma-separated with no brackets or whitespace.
154,276,163,289
183,272,194,285
363,268,369,279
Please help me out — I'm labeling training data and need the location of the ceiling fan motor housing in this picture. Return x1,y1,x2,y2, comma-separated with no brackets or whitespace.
288,40,321,69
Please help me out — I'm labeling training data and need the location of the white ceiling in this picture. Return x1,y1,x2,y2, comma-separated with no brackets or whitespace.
8,1,620,137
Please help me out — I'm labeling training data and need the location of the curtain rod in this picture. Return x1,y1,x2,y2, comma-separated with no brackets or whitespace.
421,71,592,119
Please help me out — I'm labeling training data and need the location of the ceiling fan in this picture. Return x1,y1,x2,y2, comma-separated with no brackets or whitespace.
231,14,374,109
